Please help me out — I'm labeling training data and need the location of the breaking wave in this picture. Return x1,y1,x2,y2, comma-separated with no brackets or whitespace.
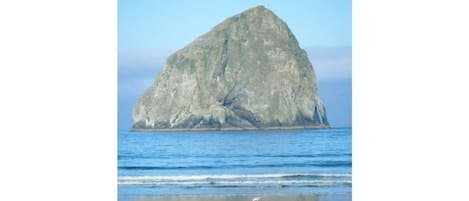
118,173,351,187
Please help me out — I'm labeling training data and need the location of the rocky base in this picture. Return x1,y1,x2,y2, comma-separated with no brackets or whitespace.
131,125,330,132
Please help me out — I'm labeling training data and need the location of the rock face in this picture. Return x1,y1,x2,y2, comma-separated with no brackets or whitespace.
133,6,330,131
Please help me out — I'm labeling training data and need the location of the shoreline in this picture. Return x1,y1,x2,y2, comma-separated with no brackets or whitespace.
118,193,351,201
131,125,330,132
119,194,319,201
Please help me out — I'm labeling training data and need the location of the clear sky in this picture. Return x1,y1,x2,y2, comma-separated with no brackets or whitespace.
118,0,352,129
119,0,351,49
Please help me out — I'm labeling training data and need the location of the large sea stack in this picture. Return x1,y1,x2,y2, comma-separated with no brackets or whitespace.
133,6,330,131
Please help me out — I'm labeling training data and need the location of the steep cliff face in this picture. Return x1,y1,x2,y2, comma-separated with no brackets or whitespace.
133,6,330,131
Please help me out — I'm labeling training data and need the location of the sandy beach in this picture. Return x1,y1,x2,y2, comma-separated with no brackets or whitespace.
120,195,317,201
118,193,351,201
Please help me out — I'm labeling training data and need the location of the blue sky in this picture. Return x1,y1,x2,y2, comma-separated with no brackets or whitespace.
119,0,351,49
118,0,351,129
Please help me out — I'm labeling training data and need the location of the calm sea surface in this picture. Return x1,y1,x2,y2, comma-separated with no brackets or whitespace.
118,128,351,198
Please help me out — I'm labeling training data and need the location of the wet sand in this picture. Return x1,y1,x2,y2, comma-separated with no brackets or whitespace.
119,193,351,201
120,195,317,201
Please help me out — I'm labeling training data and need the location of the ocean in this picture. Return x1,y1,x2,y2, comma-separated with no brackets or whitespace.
118,128,351,200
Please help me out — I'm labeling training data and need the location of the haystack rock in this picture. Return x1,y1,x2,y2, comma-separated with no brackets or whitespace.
133,6,330,131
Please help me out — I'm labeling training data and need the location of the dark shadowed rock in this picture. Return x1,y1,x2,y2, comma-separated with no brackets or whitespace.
133,6,330,131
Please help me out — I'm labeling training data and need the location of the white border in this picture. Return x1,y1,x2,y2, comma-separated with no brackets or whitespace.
1,1,469,200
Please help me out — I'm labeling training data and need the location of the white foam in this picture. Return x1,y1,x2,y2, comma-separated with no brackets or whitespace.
118,173,351,182
118,173,352,186
118,179,352,186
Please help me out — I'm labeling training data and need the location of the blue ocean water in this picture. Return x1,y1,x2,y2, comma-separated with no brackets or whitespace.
118,128,351,197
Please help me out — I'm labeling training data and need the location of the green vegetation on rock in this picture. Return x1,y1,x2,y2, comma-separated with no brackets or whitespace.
133,6,330,131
